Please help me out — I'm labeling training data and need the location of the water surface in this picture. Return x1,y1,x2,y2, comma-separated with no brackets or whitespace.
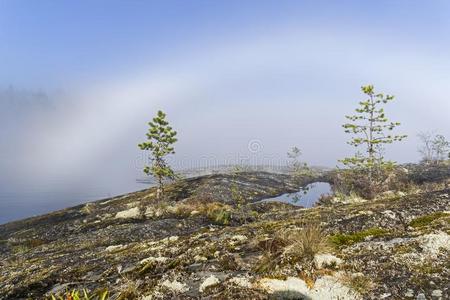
261,182,332,207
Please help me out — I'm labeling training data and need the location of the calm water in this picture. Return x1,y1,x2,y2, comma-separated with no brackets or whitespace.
0,182,148,225
261,182,332,207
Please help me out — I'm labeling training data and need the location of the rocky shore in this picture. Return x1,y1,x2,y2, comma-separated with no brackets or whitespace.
0,169,449,299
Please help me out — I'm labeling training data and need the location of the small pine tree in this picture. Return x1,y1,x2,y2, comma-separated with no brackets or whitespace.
138,110,178,199
340,85,407,196
287,147,312,182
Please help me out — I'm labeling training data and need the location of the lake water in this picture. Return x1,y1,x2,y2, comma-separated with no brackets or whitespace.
261,182,332,207
0,182,149,225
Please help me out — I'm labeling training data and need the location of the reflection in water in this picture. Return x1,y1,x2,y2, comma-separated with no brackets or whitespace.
261,182,332,208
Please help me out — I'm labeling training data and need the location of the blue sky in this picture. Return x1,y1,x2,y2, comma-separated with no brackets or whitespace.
0,1,450,222
2,1,449,88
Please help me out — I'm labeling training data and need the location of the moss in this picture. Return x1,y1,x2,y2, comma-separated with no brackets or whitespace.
329,228,388,247
409,212,449,228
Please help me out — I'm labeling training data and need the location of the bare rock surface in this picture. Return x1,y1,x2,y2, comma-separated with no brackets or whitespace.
0,169,449,299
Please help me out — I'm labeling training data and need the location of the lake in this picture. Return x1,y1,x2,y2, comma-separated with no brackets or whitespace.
260,182,332,207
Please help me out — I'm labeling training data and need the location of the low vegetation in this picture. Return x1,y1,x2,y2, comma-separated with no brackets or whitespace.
49,289,108,300
329,227,389,247
409,212,449,228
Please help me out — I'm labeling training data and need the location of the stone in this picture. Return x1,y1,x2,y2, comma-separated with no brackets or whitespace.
314,253,343,269
139,256,168,265
231,234,248,242
104,245,124,252
405,289,414,298
199,275,220,293
416,293,426,300
259,277,309,296
310,276,361,300
229,276,252,288
161,279,189,293
431,289,442,299
114,207,140,219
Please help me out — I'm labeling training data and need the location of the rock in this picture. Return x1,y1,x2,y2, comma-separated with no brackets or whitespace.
418,231,450,257
114,207,140,219
139,256,168,264
161,279,189,293
199,275,220,293
405,289,415,297
231,235,248,242
314,253,343,269
417,293,426,300
431,289,442,299
310,276,361,300
194,255,208,262
258,277,309,296
145,206,164,218
228,276,252,288
104,245,124,252
381,210,396,219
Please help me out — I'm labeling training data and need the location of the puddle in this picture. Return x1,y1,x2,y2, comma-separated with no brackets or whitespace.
260,182,332,208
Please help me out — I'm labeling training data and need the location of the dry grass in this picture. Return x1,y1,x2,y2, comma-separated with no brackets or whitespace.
283,223,331,262
254,223,331,275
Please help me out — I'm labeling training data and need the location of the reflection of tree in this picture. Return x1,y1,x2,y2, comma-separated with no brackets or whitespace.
289,183,314,204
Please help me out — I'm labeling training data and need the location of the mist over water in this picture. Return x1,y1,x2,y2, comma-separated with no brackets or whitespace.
1,2,450,224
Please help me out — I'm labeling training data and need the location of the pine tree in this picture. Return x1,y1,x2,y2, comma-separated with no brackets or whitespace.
138,110,178,199
340,85,406,194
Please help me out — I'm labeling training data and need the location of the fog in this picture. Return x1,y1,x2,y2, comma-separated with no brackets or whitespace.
1,2,450,223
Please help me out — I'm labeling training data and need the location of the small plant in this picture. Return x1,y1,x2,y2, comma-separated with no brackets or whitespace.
49,289,108,300
230,166,246,208
138,110,178,200
207,206,232,225
254,223,330,275
287,146,313,182
283,223,331,263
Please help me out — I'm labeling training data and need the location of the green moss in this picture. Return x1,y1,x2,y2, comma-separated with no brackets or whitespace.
329,228,388,247
409,212,449,228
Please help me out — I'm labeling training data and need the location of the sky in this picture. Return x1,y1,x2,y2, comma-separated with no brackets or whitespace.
0,0,450,223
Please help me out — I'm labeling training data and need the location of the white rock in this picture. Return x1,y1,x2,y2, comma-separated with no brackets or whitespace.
381,210,396,219
416,293,426,300
140,256,168,265
432,289,442,298
231,235,248,242
259,277,309,295
161,279,189,293
168,236,179,242
310,276,361,300
259,276,360,300
199,275,220,293
105,245,124,252
115,207,140,219
418,231,450,257
145,207,164,218
229,276,252,288
194,255,208,262
405,289,414,297
314,253,343,269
